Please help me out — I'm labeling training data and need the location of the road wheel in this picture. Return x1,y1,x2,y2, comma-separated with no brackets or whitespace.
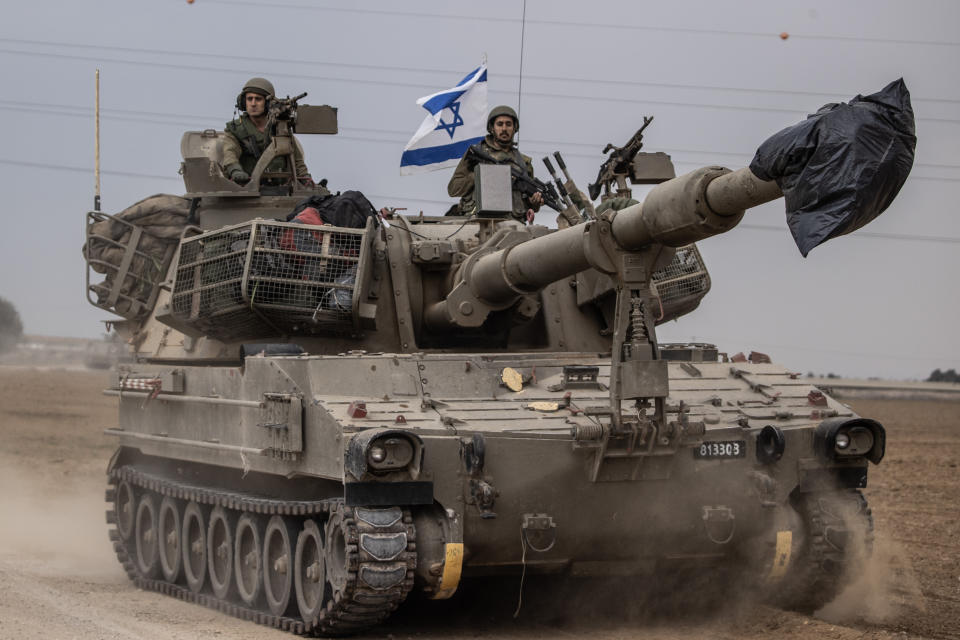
207,505,236,600
324,503,354,604
295,519,328,624
182,501,207,593
263,515,297,616
158,496,182,583
115,479,136,541
134,493,160,578
234,513,264,607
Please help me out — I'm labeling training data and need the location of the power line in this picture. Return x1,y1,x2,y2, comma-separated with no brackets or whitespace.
530,17,960,49
6,105,958,183
0,47,427,92
2,158,957,244
3,36,958,106
737,224,960,244
3,35,956,105
6,99,960,176
0,158,179,181
192,1,960,48
0,37,458,80
0,38,960,116
0,159,453,206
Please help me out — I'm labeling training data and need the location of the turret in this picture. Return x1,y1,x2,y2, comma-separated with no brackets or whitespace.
425,166,782,330
85,78,914,370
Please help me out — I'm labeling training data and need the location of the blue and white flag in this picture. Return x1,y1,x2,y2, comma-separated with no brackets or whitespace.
400,64,487,175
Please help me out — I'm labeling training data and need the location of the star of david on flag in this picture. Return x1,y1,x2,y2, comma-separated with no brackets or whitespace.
400,63,487,175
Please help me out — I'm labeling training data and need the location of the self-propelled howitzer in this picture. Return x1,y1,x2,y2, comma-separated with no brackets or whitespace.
86,121,891,636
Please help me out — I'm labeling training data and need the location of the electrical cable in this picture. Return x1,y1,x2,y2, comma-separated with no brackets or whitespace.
0,44,960,117
5,100,958,177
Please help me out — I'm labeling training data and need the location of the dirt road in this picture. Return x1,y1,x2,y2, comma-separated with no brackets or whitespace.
0,367,956,639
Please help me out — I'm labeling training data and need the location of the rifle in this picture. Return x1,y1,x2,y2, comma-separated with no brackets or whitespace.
553,151,597,220
541,155,587,226
465,145,565,213
588,115,654,201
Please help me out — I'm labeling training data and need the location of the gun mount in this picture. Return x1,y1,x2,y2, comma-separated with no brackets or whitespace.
589,117,677,201
180,92,338,198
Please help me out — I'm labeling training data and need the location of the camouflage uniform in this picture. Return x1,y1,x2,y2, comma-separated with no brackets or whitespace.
447,134,537,220
222,115,311,180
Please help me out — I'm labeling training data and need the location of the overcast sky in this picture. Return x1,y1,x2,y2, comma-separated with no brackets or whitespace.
1,0,958,380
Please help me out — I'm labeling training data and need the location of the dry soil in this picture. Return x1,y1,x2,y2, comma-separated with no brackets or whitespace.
0,366,957,639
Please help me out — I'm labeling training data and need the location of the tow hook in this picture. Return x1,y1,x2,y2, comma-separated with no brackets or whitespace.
521,513,557,552
702,505,736,545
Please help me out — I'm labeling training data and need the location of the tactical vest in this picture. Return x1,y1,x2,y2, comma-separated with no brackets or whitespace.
224,116,289,175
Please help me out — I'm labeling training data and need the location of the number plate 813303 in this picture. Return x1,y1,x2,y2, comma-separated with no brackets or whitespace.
694,441,746,459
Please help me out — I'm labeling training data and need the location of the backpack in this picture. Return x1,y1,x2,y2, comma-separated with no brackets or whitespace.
286,190,378,229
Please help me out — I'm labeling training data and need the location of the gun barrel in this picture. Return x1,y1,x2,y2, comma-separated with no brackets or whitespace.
553,152,568,173
470,167,781,305
612,167,782,250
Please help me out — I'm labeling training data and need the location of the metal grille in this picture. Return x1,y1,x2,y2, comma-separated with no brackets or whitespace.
651,244,710,321
85,211,175,320
170,219,369,341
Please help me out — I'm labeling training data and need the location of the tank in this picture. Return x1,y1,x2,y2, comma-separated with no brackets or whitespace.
83,96,892,636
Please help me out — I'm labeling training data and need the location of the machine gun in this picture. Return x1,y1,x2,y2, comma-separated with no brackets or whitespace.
588,116,675,201
236,92,338,192
465,144,565,214
264,91,308,129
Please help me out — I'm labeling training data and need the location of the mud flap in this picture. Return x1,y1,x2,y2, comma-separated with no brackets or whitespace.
430,543,464,600
768,530,794,580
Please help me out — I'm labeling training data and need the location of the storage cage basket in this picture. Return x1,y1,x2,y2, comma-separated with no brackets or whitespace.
85,211,176,321
651,244,711,323
169,218,372,341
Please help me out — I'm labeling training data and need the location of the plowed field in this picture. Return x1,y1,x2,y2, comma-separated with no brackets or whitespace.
0,367,956,639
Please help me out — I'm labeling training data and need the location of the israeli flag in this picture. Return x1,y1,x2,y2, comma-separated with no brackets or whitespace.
400,64,488,175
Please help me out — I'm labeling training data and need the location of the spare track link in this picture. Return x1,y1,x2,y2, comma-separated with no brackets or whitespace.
105,465,416,637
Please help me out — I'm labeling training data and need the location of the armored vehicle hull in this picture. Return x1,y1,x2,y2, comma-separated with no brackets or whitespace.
104,349,877,634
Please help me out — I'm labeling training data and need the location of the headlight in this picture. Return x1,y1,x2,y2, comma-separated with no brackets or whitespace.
814,417,885,464
834,432,850,450
367,437,414,470
345,428,424,480
835,426,874,456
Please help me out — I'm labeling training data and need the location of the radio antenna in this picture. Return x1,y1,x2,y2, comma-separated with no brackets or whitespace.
516,0,527,144
94,69,101,211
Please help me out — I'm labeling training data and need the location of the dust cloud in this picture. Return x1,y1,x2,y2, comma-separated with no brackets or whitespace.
0,463,120,580
816,533,926,625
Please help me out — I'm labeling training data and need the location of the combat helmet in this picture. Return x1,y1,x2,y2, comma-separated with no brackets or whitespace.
236,77,276,111
487,105,519,132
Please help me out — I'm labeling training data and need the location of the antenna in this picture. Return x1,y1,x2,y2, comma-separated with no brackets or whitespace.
94,69,101,211
516,0,527,143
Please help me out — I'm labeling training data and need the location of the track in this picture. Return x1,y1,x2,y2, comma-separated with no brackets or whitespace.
106,465,416,636
776,489,874,611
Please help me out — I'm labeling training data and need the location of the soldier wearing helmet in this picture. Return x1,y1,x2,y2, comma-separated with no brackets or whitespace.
222,77,312,185
447,105,542,222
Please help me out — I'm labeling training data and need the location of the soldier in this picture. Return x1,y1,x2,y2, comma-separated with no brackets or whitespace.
447,105,542,222
223,77,313,185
